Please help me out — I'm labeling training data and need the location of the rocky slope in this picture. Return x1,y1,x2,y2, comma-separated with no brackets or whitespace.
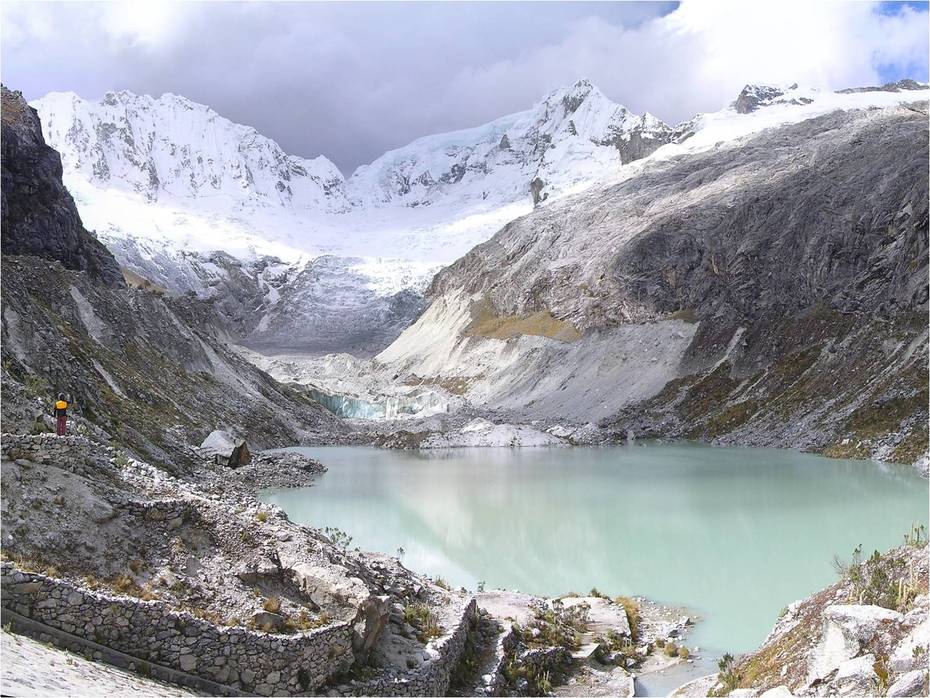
674,542,929,697
0,255,345,470
0,88,344,469
373,98,929,463
1,434,688,697
0,434,476,696
1,86,123,288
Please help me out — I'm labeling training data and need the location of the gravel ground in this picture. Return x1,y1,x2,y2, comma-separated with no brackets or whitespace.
0,628,195,697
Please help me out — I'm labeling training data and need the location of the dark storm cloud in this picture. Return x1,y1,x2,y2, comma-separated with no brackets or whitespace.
2,1,926,173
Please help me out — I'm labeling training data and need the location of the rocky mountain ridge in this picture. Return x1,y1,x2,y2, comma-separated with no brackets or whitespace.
0,86,124,288
30,79,691,355
372,101,929,463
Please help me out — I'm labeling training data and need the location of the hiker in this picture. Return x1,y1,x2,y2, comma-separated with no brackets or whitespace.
54,393,69,436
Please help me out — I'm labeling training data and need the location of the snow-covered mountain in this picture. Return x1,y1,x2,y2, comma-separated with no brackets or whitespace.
31,79,683,354
32,80,681,268
30,78,929,356
347,79,682,208
36,90,350,211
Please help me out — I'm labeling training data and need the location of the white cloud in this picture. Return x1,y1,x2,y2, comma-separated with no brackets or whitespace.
439,1,930,126
1,1,926,170
99,2,194,51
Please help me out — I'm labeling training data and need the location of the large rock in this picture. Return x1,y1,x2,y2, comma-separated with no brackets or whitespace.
887,669,928,697
824,605,904,644
832,653,876,695
199,429,251,467
810,605,902,680
889,618,930,672
1,86,124,288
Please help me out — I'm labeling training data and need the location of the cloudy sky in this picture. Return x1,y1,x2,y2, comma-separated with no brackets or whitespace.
2,1,928,173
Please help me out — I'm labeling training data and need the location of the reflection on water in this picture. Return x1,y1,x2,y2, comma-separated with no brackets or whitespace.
262,443,928,655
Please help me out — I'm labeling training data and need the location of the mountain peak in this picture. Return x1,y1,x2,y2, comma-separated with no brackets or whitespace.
31,89,348,211
539,78,602,115
733,83,812,113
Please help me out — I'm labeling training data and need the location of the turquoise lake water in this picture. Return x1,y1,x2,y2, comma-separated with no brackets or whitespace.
262,443,928,657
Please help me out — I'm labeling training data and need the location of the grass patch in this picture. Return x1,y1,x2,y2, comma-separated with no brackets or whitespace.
668,308,699,324
464,296,581,342
890,423,929,464
404,603,442,642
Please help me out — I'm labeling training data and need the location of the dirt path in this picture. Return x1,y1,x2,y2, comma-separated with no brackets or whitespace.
0,629,195,697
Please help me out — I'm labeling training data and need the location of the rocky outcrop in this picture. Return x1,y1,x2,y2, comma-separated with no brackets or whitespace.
837,78,928,94
0,86,124,288
698,544,929,697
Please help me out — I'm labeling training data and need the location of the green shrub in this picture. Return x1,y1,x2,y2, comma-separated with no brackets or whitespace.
835,546,915,611
324,526,352,550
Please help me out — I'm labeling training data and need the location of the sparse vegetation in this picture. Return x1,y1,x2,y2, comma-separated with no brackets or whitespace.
833,544,922,611
872,654,890,694
713,653,741,695
464,296,581,342
595,628,643,667
283,609,331,633
502,656,563,697
262,595,282,613
404,602,441,642
904,522,926,548
323,526,352,550
514,600,589,651
22,373,50,399
614,596,641,639
255,510,268,523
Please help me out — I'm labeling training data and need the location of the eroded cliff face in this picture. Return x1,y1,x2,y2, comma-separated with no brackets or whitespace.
377,104,929,462
0,86,124,288
0,85,344,469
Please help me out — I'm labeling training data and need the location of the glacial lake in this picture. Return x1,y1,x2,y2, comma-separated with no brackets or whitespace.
262,444,928,659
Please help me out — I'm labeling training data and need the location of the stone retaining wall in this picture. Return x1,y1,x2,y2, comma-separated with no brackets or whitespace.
1,433,114,474
341,598,479,696
1,564,354,696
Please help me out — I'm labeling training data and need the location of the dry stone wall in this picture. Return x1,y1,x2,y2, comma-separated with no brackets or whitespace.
340,599,478,697
1,433,116,474
1,564,354,695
